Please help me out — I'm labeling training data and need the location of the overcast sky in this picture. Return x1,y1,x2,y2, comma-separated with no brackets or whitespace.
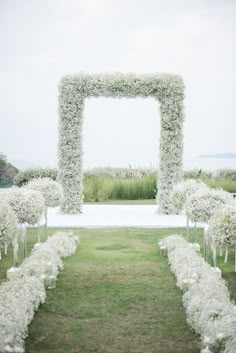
0,0,235,169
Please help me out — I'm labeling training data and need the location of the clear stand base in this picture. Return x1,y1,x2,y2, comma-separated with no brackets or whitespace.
7,267,22,280
189,243,200,252
211,266,222,279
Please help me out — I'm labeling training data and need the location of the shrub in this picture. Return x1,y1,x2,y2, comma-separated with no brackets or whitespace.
216,169,236,181
14,168,58,186
0,153,18,187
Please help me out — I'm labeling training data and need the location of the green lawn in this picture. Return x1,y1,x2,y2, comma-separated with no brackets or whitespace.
0,228,235,353
25,228,200,353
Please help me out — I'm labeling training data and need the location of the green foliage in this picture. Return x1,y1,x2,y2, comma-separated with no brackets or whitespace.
183,169,212,179
0,152,18,187
14,167,58,186
0,153,7,169
215,168,236,181
183,169,236,193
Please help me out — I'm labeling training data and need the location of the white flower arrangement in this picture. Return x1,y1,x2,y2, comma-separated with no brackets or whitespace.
0,232,79,353
0,276,46,353
58,73,185,214
208,205,236,248
6,187,45,225
46,232,80,257
185,188,233,224
0,200,18,258
170,179,206,213
17,232,79,282
25,178,63,208
159,235,236,353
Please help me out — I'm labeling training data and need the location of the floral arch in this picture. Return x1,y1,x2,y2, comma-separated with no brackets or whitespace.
58,73,185,214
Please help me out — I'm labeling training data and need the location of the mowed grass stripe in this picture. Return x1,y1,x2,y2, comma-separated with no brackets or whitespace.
25,228,199,353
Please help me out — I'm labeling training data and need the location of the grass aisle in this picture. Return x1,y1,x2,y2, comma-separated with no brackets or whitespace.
26,228,199,353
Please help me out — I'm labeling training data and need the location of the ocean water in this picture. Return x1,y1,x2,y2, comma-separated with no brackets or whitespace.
183,158,236,171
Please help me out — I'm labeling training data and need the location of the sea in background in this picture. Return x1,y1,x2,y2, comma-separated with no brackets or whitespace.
9,157,236,172
183,157,236,171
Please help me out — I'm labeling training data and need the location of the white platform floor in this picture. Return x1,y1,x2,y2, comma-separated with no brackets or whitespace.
47,205,202,228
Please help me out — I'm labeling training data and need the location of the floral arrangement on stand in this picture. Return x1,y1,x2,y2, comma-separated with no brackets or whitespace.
170,179,206,214
6,187,45,225
0,199,18,260
185,188,232,225
0,232,80,353
25,178,63,209
207,205,236,270
58,73,185,214
159,235,236,353
25,178,63,241
6,187,45,262
184,187,234,259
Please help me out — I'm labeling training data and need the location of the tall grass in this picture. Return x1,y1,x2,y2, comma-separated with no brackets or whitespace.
83,175,157,201
202,177,236,193
13,166,236,201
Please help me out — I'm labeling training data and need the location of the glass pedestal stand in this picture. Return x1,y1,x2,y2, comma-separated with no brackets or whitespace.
13,223,27,267
37,209,47,243
203,225,209,263
7,224,27,280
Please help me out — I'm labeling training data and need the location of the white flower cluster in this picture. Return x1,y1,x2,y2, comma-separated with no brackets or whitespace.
0,232,79,353
208,205,236,248
0,199,18,257
6,187,45,225
58,73,185,214
159,235,236,353
170,179,206,213
0,276,46,353
16,232,79,283
25,178,63,208
185,188,233,224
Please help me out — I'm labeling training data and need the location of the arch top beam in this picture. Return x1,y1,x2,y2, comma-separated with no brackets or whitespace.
59,72,184,98
58,72,185,214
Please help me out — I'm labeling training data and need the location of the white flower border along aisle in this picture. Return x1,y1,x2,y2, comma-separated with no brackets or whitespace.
58,73,185,214
0,232,80,353
159,235,236,353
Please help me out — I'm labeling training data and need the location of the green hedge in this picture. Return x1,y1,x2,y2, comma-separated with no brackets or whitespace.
14,168,58,186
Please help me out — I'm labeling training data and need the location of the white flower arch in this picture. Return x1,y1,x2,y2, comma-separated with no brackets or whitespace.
58,73,185,214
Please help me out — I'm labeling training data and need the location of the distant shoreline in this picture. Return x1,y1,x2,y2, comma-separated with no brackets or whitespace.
199,153,236,159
